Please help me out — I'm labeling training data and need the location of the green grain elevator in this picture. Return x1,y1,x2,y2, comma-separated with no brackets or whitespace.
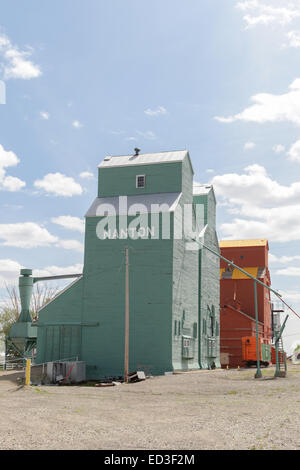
35,150,220,378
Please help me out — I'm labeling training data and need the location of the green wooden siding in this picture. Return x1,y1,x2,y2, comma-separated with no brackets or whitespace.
98,162,182,197
36,153,220,378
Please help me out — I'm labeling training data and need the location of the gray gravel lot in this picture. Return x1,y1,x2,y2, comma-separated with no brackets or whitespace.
0,365,299,450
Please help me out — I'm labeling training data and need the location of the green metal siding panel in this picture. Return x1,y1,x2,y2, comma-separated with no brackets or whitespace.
172,155,199,371
98,162,182,197
194,186,220,369
36,278,84,364
39,325,81,364
193,188,216,229
198,227,220,369
34,152,220,377
82,216,174,378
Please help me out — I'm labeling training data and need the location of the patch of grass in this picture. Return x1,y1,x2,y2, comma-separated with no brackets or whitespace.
227,390,239,395
33,387,51,394
249,445,264,450
78,381,98,387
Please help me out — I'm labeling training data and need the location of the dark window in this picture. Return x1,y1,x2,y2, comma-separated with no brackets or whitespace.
136,175,145,188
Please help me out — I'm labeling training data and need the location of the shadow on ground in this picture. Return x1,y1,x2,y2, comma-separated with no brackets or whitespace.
0,371,24,384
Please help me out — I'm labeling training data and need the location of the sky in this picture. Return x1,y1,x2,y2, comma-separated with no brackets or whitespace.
0,0,300,353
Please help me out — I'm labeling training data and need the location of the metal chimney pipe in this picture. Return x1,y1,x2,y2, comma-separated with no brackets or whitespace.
18,269,34,323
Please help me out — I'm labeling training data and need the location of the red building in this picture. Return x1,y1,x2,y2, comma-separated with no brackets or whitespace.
219,239,273,368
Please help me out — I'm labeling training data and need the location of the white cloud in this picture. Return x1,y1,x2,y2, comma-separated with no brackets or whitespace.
269,253,300,264
33,263,83,278
287,140,300,162
40,111,49,120
286,30,300,48
0,222,84,254
206,169,215,174
79,171,94,180
236,1,300,28
0,259,83,288
0,144,19,169
275,267,300,276
34,173,83,197
244,141,256,150
215,79,300,126
52,215,85,233
72,120,83,129
0,144,26,192
273,144,285,153
144,106,167,117
126,137,138,141
0,222,58,248
136,130,157,140
0,33,41,80
56,239,84,253
211,164,300,242
0,259,23,285
1,175,26,192
212,164,300,207
279,290,300,303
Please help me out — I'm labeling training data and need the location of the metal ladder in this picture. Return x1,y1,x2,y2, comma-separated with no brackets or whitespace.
275,334,287,377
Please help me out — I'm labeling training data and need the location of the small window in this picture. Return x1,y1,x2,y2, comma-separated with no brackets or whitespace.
136,175,145,188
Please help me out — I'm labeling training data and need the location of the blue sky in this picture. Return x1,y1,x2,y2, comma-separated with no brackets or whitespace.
0,0,300,352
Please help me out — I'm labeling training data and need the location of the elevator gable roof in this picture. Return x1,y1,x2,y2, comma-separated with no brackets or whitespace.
86,192,182,217
99,150,193,173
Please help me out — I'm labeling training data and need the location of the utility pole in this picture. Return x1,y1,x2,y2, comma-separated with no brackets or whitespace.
254,280,262,378
124,248,129,383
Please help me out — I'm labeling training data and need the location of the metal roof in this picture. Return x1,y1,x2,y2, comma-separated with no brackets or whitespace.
98,150,191,169
193,182,212,195
219,239,268,248
86,192,182,217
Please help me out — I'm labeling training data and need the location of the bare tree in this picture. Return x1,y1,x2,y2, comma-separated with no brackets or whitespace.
0,283,60,341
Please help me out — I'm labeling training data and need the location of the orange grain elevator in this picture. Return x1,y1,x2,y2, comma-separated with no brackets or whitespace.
219,239,273,368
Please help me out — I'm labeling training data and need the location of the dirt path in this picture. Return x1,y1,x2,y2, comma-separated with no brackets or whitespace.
0,365,299,450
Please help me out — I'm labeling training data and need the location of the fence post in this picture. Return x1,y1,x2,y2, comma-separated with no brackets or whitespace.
25,359,31,386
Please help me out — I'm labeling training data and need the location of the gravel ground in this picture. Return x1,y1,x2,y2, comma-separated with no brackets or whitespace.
0,364,299,450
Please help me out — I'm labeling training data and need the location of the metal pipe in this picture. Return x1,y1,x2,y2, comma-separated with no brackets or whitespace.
19,269,34,322
33,274,82,283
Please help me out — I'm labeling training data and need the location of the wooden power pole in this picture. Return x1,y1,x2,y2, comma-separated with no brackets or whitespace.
124,248,129,383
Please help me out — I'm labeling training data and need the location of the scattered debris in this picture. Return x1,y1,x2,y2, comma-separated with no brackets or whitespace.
128,371,146,383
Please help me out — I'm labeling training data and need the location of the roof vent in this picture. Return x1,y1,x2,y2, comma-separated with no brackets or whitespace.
104,156,112,161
